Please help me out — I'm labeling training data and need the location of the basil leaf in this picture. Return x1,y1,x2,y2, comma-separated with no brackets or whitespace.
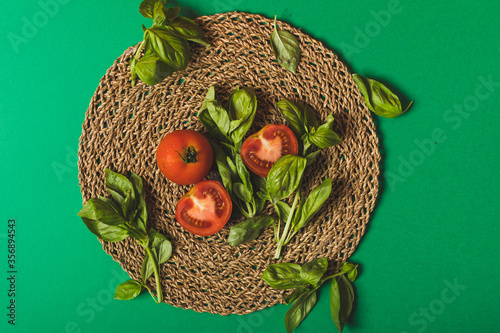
276,99,306,137
145,28,190,70
300,258,328,286
305,150,320,167
199,87,230,141
309,114,340,149
262,263,303,289
233,182,252,203
284,289,317,333
135,52,173,86
227,215,273,246
129,172,148,234
294,178,332,232
302,104,318,133
105,169,134,201
270,16,301,74
165,16,210,47
210,141,233,193
78,198,127,226
80,217,129,242
284,284,310,305
267,155,307,204
164,7,180,21
141,228,172,281
330,275,355,333
340,262,358,282
228,87,257,144
353,73,413,118
234,153,252,189
139,0,165,19
274,200,291,223
152,1,167,26
114,280,143,300
150,228,172,265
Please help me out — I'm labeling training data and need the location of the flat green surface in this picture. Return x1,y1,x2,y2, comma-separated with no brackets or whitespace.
1,0,499,332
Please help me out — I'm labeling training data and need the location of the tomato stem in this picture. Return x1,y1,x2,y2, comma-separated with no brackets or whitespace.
176,146,198,164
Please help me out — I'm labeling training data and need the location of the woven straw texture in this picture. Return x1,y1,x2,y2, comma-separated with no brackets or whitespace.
78,12,380,315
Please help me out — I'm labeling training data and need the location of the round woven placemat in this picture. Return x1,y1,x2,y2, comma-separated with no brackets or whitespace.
78,12,380,315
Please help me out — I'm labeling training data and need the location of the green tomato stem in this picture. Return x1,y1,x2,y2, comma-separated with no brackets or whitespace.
144,245,163,303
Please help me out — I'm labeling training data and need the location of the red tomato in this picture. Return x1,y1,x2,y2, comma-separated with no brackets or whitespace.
240,124,299,177
175,180,232,236
156,130,214,185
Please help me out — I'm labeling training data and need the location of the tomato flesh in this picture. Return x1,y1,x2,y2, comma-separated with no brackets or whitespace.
175,180,232,236
241,124,299,177
156,130,213,185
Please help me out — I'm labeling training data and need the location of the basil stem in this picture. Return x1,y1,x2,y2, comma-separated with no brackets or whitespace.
144,245,163,303
275,188,300,259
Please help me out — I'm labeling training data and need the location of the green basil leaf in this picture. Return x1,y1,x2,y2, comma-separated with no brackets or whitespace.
114,280,143,300
262,263,303,289
145,28,190,70
294,178,332,232
300,257,328,286
80,217,129,242
276,99,306,137
270,16,301,74
285,289,318,333
330,275,355,333
199,87,230,141
141,228,172,281
139,0,165,19
228,87,257,144
267,155,307,203
227,215,274,246
234,153,252,189
302,104,319,133
135,51,173,86
199,109,226,142
165,16,210,47
164,7,180,21
149,228,172,265
274,200,291,223
129,172,148,234
309,114,340,149
284,284,310,305
305,150,320,167
340,262,358,282
105,169,134,201
309,128,340,149
233,182,252,203
210,141,233,193
78,198,127,226
152,1,167,26
98,196,123,216
353,73,413,118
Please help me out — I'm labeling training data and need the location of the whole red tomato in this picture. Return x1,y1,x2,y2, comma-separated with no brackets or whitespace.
175,180,232,236
240,124,299,177
156,130,213,185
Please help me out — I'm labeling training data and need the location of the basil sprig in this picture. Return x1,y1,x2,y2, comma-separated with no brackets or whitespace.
353,73,414,118
199,86,263,219
270,15,301,73
78,169,172,303
277,99,340,155
263,259,359,333
131,0,209,86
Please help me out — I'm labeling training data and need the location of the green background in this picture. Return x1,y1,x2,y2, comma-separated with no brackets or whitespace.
1,0,499,332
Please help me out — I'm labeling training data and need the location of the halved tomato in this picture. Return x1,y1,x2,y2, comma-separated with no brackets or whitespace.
240,124,299,177
175,180,232,236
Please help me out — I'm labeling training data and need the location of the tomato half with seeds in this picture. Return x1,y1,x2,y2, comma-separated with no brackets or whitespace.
240,124,299,177
156,130,213,185
175,180,232,236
